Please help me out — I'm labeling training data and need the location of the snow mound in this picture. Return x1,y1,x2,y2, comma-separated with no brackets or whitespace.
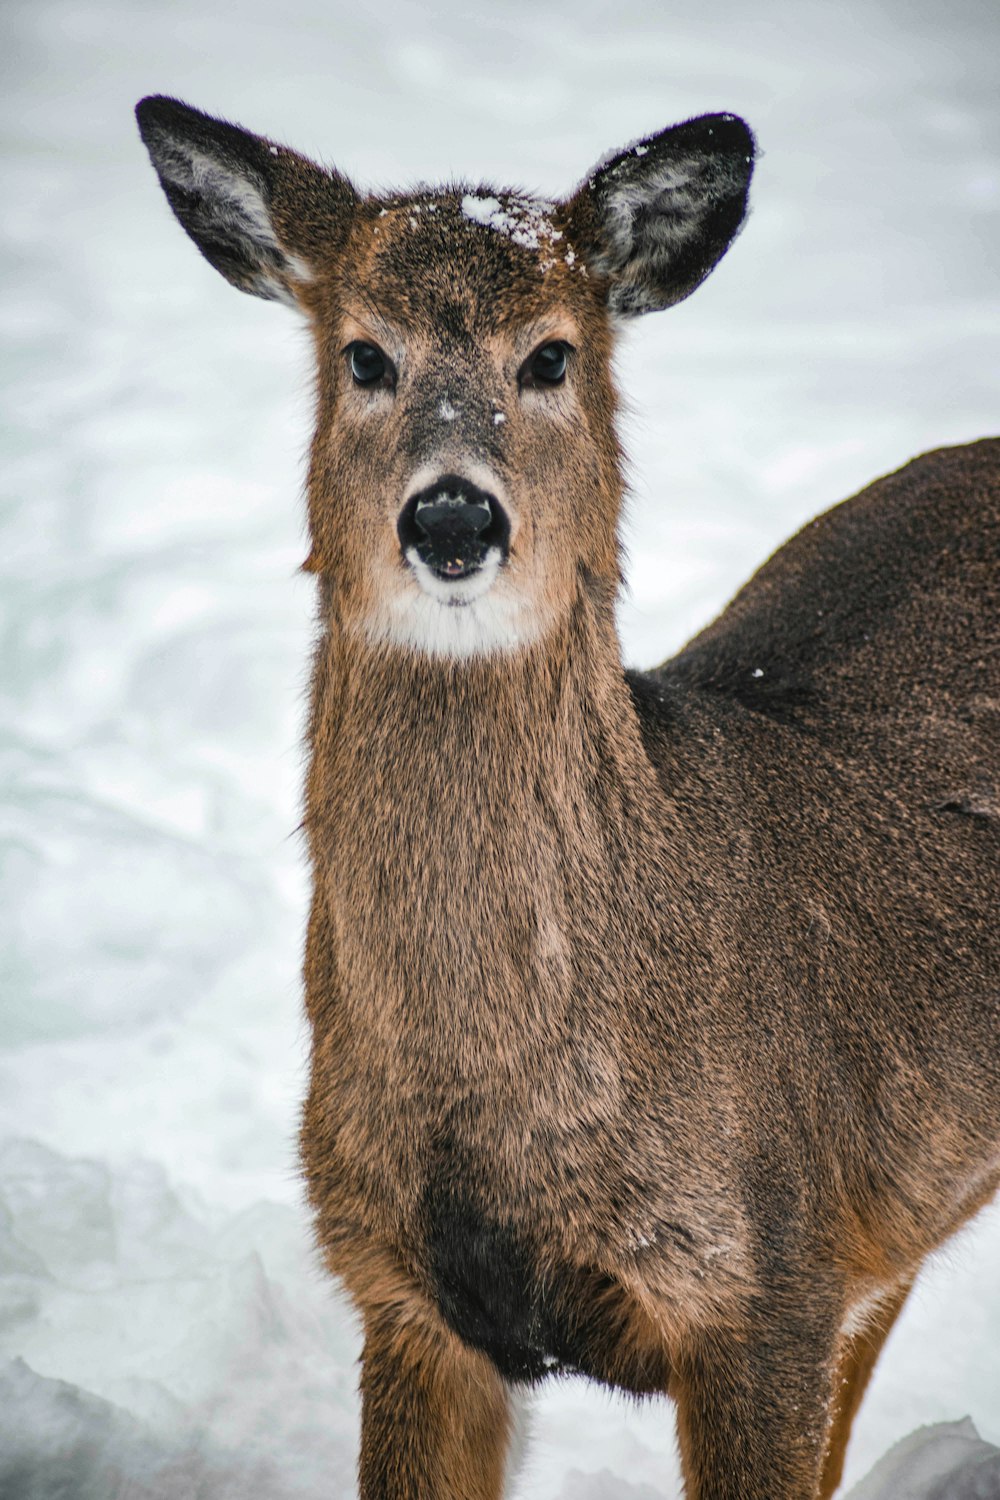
846,1419,1000,1500
0,1356,280,1500
0,1140,361,1500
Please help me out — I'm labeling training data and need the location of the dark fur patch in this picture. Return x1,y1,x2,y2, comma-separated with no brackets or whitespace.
423,1149,671,1392
424,1178,555,1382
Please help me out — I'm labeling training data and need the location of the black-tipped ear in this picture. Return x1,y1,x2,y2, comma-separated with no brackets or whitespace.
135,95,356,306
565,113,754,318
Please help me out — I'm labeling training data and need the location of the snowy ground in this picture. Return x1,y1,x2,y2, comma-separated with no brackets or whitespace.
1,0,999,1495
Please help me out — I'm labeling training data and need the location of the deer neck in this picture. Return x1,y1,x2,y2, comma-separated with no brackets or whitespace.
306,584,670,1074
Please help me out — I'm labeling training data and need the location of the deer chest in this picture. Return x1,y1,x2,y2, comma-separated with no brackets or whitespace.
420,1146,672,1394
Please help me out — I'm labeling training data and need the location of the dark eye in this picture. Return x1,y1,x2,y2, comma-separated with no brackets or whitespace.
347,341,391,386
522,341,570,388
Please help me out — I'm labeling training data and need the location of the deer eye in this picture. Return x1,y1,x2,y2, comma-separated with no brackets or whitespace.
347,341,392,387
522,341,570,388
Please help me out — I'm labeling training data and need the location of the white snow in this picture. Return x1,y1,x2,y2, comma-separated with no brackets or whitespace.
461,191,563,250
844,1420,1000,1500
2,0,999,1497
462,191,504,224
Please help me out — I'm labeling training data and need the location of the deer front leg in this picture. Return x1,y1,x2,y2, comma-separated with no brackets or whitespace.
816,1279,913,1500
673,1314,838,1500
359,1304,512,1500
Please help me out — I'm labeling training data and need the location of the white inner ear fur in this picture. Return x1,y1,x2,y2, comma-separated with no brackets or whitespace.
597,156,711,270
156,137,313,304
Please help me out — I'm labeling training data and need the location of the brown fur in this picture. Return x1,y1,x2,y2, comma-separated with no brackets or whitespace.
817,1280,913,1500
136,97,1000,1498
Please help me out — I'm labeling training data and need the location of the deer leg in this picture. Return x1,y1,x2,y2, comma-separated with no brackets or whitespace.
816,1279,913,1500
358,1305,512,1500
672,1316,839,1500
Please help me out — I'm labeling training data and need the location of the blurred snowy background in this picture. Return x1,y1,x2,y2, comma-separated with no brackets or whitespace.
1,0,998,1494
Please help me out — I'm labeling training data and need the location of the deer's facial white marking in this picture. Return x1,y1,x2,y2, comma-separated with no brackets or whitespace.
360,557,552,661
374,462,548,660
404,546,504,603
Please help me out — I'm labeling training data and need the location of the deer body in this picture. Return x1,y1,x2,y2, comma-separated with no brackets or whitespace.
137,96,999,1500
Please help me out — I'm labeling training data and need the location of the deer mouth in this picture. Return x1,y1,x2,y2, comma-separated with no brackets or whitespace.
398,476,511,585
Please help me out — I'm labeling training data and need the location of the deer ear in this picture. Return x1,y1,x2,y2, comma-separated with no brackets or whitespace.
135,95,356,307
565,113,754,318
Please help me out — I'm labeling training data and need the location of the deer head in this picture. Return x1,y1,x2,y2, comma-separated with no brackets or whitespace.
137,97,754,660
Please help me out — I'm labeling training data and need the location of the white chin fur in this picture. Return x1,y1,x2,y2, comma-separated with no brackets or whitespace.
359,549,548,660
406,546,503,606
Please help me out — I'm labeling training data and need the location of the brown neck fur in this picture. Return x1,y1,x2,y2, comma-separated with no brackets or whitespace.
304,573,671,1054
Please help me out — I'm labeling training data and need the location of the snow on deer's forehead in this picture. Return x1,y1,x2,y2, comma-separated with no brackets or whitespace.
459,193,562,252
365,189,587,296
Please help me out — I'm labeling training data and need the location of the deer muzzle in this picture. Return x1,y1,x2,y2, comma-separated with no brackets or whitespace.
398,475,511,581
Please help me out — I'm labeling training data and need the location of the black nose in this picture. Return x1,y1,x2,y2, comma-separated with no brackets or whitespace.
398,475,511,580
414,493,492,543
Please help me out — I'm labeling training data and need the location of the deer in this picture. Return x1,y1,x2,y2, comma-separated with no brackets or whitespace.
135,94,1000,1500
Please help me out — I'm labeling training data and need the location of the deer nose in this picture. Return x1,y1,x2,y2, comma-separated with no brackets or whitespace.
398,474,511,580
414,493,492,543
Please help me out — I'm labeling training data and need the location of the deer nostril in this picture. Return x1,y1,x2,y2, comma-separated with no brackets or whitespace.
398,474,511,580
